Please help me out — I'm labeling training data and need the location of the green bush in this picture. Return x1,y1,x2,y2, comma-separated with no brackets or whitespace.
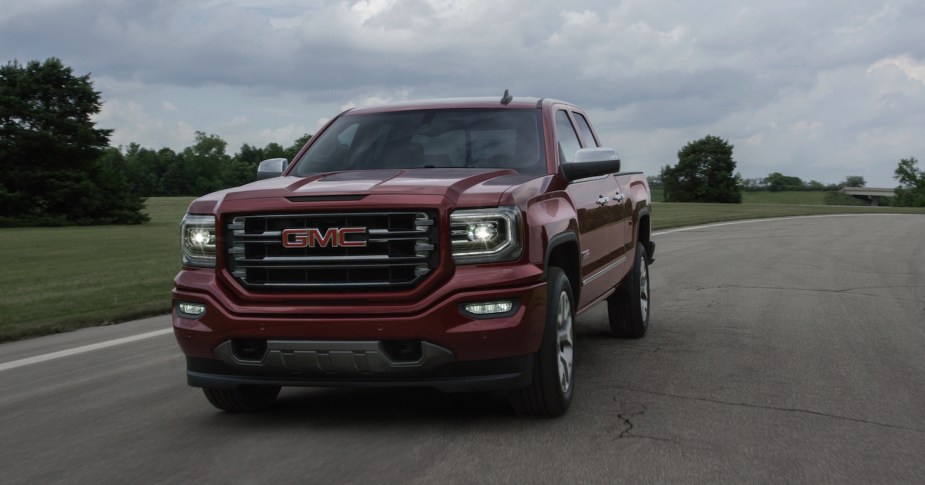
824,191,867,206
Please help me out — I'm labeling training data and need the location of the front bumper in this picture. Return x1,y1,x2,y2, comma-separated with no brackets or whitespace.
186,352,533,393
173,265,547,392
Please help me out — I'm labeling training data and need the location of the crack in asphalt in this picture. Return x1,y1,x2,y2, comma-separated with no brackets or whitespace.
691,284,925,300
611,386,925,434
610,401,687,446
616,410,638,438
611,397,644,439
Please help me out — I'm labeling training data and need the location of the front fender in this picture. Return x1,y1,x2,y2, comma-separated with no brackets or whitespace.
525,196,579,266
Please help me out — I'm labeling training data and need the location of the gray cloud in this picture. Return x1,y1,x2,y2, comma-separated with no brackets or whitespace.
2,0,924,185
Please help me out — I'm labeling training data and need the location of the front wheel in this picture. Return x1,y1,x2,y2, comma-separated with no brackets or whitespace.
202,385,281,413
608,242,650,338
509,267,575,417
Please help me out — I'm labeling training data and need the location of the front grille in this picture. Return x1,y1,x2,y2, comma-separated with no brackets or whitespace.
226,211,438,291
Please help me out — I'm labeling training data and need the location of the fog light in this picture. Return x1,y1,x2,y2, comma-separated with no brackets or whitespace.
463,301,514,316
177,302,206,318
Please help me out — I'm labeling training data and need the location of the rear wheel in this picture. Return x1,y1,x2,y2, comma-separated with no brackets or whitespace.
509,267,575,417
202,385,281,413
608,242,650,338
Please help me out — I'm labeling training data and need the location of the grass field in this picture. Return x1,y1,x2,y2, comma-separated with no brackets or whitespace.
650,189,829,205
651,202,925,229
1,195,923,341
741,191,828,205
0,197,193,341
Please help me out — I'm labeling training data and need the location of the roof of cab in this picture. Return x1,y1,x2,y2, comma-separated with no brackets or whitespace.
342,97,575,115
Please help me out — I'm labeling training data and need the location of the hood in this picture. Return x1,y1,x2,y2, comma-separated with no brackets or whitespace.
191,168,541,212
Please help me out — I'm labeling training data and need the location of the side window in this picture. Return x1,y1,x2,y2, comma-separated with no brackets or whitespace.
555,110,582,163
573,113,598,147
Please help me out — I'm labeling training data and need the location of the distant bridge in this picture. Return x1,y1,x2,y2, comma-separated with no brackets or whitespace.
840,187,896,206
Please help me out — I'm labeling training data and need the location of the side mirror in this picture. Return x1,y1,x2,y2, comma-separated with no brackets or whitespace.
559,148,621,182
257,158,289,180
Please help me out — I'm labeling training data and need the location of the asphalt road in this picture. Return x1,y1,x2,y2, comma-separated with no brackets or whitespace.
2,214,924,483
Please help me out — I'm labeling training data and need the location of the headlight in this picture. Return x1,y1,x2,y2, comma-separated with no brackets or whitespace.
450,207,522,264
181,214,216,268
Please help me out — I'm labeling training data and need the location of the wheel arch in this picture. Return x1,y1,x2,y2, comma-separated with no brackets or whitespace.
635,207,654,264
544,232,581,303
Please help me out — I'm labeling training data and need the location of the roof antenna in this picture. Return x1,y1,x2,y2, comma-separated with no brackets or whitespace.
500,89,513,105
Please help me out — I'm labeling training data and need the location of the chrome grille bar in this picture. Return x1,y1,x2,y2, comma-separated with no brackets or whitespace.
225,211,438,291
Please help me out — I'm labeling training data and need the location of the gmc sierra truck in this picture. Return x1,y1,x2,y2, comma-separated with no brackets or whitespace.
173,95,654,417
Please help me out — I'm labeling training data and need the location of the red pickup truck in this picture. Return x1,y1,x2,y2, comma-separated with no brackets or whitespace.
172,95,654,417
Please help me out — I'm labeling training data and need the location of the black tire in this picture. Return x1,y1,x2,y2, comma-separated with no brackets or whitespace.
608,242,650,338
202,385,281,413
509,267,575,417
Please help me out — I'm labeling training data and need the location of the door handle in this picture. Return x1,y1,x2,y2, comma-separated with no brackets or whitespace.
614,193,626,203
597,196,610,206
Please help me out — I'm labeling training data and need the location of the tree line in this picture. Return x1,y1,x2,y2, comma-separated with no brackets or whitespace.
110,132,310,198
740,174,865,192
3,58,925,227
653,135,925,207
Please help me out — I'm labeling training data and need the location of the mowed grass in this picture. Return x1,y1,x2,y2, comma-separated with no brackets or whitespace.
0,197,193,341
653,202,925,230
1,195,924,341
741,191,828,205
651,189,828,205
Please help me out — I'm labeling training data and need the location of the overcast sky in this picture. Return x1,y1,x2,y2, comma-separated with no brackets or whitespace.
3,0,924,186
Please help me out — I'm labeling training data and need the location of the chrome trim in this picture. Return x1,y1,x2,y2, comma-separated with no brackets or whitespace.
581,256,627,285
226,211,438,290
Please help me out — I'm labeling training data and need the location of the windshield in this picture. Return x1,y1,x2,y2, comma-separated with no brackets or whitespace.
292,109,546,175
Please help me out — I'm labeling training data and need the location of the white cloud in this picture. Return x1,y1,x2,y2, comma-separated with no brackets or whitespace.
94,99,196,150
788,121,824,139
340,89,414,110
868,55,925,86
742,133,764,146
222,115,250,131
256,124,312,146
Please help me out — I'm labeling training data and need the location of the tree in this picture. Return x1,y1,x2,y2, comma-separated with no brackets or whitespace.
740,177,766,191
661,135,741,203
153,148,183,195
122,143,162,196
174,131,234,195
76,147,149,223
0,58,147,225
843,175,866,188
893,157,925,207
765,172,804,192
